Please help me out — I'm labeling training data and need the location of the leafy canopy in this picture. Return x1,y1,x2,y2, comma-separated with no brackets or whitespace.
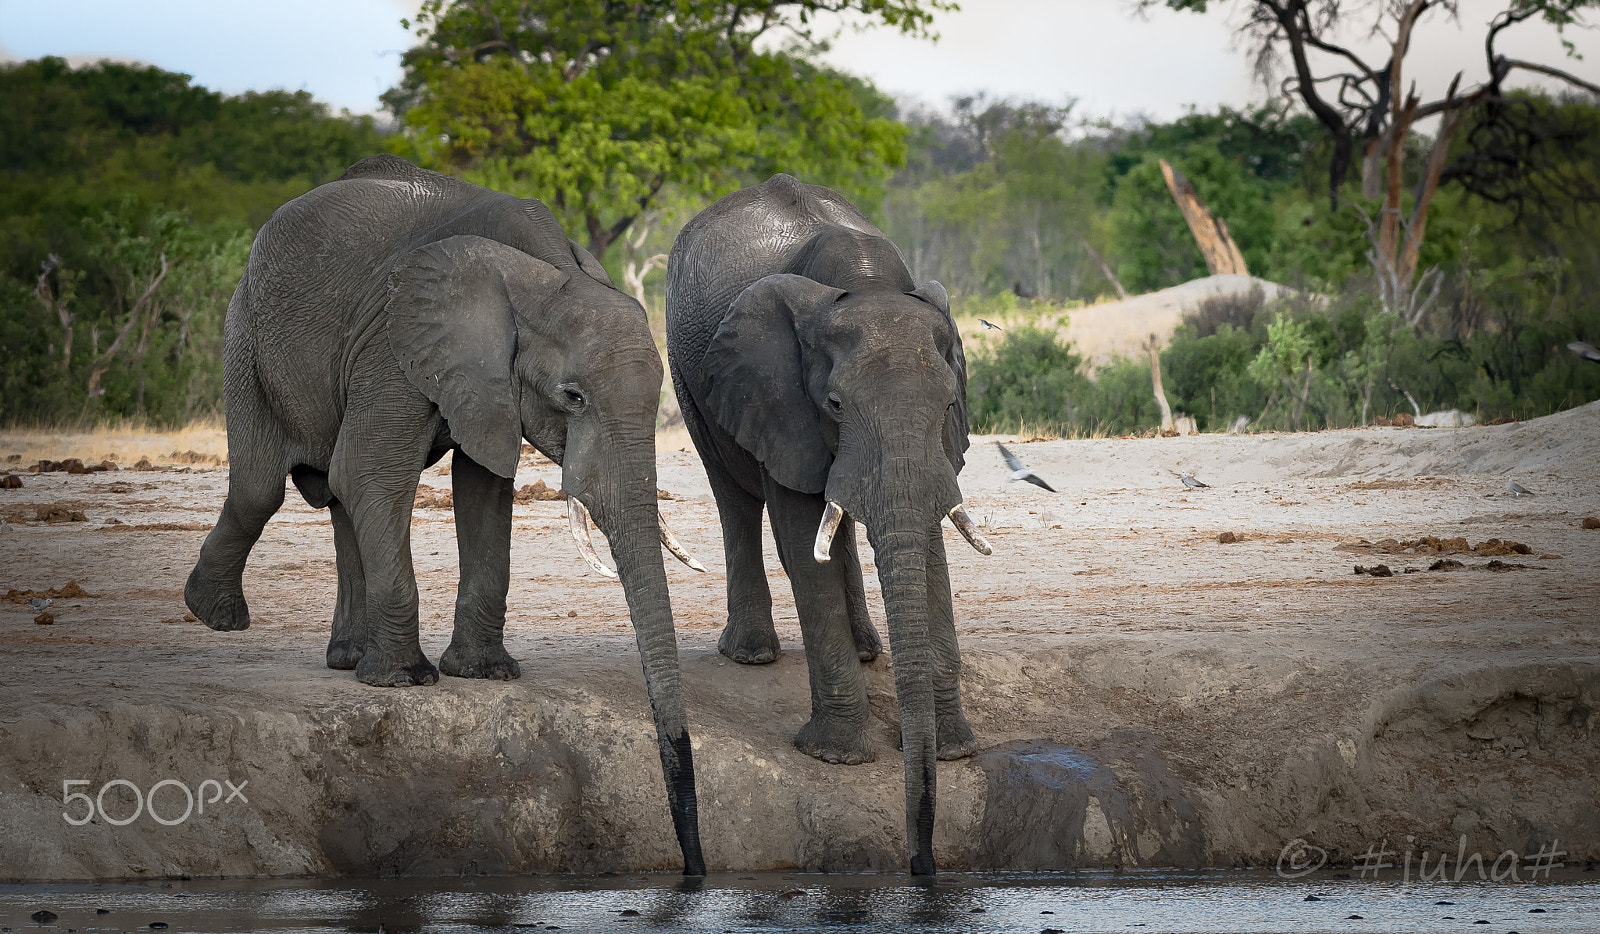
386,0,950,258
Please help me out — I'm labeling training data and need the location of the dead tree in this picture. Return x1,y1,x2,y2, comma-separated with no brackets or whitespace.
1159,159,1250,276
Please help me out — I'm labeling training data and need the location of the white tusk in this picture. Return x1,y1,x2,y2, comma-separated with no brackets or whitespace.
813,501,845,563
567,497,618,579
948,503,993,555
658,514,706,572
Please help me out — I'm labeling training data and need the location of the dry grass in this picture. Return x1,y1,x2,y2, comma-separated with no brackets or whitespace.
0,416,229,468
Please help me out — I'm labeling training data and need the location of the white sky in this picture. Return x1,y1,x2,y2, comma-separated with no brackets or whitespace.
1,0,1596,120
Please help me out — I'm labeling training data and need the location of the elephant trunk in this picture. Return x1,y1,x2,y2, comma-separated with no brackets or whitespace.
869,521,939,875
570,444,706,876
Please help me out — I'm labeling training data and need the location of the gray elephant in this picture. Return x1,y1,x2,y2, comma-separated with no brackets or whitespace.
665,174,991,874
184,154,705,874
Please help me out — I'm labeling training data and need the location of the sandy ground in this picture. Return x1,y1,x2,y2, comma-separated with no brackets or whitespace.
0,405,1597,880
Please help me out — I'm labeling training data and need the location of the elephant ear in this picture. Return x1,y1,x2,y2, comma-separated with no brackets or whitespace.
701,274,844,494
386,235,569,478
569,239,617,288
909,279,971,472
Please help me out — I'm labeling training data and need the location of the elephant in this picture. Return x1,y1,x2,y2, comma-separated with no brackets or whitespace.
183,154,706,875
665,173,991,874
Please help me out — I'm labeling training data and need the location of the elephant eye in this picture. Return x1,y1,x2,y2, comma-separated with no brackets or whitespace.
826,392,843,411
561,386,586,407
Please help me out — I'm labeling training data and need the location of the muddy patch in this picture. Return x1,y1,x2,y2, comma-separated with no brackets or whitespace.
1339,535,1537,557
0,502,88,523
4,580,96,603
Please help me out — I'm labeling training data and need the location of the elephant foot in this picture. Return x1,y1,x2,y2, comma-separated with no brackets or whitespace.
718,617,781,665
325,638,365,671
795,713,876,765
439,639,521,680
355,646,439,687
850,616,882,663
937,709,977,760
184,566,250,632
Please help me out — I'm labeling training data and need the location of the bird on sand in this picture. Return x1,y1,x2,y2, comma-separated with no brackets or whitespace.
1569,341,1600,364
978,318,1004,331
1180,474,1210,489
28,597,52,610
997,442,1056,492
1508,479,1535,497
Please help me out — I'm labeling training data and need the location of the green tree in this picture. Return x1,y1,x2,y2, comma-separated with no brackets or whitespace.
385,0,944,259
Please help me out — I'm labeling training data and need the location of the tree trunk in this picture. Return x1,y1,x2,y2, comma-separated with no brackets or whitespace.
1148,334,1174,432
1082,238,1129,300
1158,159,1249,276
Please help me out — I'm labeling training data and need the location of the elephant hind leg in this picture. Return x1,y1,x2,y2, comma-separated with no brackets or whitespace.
325,499,369,670
185,425,288,632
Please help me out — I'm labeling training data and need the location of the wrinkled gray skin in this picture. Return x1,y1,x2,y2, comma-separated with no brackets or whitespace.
666,174,979,875
185,154,704,875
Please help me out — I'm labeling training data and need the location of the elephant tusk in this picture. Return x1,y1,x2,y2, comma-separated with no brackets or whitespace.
813,501,846,563
948,503,993,556
658,514,706,572
567,497,618,579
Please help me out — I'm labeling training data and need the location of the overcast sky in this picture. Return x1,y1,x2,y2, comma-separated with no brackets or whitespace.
2,0,1596,121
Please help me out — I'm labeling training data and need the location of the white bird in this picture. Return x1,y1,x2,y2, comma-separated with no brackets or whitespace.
29,597,52,611
1569,341,1600,364
1508,479,1535,497
978,318,1004,331
997,442,1055,492
1180,474,1209,489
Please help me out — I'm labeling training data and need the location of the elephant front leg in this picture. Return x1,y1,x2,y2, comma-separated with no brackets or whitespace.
927,526,975,760
439,450,520,680
331,427,438,688
710,468,780,664
837,514,882,662
764,479,876,765
325,499,369,670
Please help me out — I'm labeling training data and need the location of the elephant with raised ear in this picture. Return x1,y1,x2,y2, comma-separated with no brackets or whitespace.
666,173,991,875
184,154,706,875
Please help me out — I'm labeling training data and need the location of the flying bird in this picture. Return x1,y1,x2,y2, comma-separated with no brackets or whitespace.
1011,281,1038,301
28,597,52,611
1508,479,1535,497
1180,474,1209,489
1569,341,1600,364
997,442,1056,492
978,318,1004,331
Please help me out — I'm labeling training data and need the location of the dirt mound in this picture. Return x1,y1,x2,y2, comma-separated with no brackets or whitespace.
1339,536,1535,556
28,458,116,474
414,485,453,508
5,580,95,603
168,450,225,466
0,474,22,489
101,520,212,532
515,480,566,503
1,503,88,523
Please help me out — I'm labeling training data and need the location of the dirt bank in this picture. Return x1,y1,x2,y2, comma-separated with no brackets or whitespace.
1,405,1597,880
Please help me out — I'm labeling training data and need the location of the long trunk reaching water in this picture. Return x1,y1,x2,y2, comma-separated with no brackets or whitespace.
587,476,706,875
871,524,939,875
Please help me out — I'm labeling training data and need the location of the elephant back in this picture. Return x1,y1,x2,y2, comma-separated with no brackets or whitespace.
667,174,898,366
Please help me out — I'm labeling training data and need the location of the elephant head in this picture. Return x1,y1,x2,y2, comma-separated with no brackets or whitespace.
699,272,990,874
385,234,706,875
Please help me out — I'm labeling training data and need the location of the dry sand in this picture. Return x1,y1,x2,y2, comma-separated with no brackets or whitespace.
0,404,1596,880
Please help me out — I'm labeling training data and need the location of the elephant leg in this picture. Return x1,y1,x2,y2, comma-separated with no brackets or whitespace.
440,449,519,680
711,470,780,664
927,525,975,759
326,499,369,670
185,417,286,632
763,478,875,765
331,419,438,688
837,514,882,662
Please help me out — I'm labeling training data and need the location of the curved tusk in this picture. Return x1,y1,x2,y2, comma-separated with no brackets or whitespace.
658,514,706,572
567,497,617,579
813,501,846,564
948,503,993,556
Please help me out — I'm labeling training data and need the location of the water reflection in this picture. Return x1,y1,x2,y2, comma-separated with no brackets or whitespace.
2,868,1596,933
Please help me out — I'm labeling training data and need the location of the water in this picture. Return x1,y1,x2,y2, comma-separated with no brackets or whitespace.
2,869,1595,933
